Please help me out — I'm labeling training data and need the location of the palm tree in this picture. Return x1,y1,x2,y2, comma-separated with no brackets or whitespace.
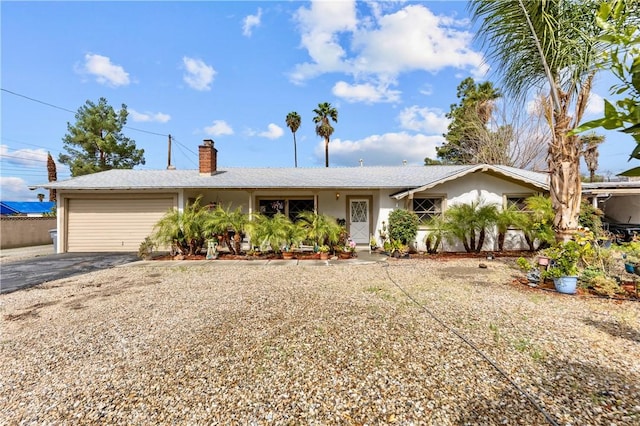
444,199,498,253
470,0,602,241
581,133,605,182
285,112,301,167
203,204,248,255
47,152,57,202
312,102,338,167
152,196,209,255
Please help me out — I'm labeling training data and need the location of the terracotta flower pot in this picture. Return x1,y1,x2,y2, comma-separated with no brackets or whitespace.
320,252,329,260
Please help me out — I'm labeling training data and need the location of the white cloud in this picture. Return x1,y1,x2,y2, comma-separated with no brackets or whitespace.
290,2,486,86
129,109,171,123
0,144,47,166
204,120,234,136
586,92,604,115
258,123,284,139
182,57,216,91
332,80,401,103
0,176,32,201
315,132,444,166
79,53,130,87
243,8,262,37
397,106,450,134
289,0,358,82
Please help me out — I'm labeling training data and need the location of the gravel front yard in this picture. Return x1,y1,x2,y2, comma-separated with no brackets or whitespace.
1,258,639,425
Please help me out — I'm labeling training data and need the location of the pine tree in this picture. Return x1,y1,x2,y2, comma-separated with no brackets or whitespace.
59,97,145,176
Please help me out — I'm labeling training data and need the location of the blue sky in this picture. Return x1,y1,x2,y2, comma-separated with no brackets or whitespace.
1,0,637,201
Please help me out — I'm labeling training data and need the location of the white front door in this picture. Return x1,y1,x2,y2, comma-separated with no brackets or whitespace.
349,199,370,244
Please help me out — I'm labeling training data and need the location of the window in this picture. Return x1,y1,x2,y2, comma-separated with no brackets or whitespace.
506,195,531,212
288,199,314,220
413,197,443,223
258,198,314,220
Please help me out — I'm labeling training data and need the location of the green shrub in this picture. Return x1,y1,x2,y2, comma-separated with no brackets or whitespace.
388,209,419,245
516,257,533,271
589,276,622,297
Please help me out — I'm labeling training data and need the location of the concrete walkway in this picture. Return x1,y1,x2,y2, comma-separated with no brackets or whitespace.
0,244,55,261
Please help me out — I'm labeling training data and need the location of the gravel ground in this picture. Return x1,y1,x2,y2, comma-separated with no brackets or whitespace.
1,257,639,425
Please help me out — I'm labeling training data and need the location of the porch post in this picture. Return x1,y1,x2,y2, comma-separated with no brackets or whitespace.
314,192,318,214
248,191,254,219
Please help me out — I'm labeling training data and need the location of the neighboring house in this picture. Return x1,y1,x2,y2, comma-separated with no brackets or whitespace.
36,140,549,253
0,201,55,217
582,180,640,224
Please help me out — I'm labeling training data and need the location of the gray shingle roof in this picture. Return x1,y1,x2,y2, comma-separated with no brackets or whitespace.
34,165,549,192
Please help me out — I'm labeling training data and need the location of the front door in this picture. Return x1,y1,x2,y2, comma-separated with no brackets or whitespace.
349,199,370,244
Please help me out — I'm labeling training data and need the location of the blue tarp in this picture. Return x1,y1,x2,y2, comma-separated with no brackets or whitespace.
0,201,55,215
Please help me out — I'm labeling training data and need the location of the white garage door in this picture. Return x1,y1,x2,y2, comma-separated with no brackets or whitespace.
67,197,174,252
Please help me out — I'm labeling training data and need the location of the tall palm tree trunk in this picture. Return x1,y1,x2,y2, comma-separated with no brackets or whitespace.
293,133,298,168
324,137,329,167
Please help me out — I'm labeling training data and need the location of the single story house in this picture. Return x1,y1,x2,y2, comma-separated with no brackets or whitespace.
0,201,55,217
36,140,550,253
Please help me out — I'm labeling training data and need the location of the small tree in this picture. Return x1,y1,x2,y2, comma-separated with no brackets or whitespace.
514,195,555,251
444,199,498,253
495,204,521,252
59,97,145,176
388,209,420,245
297,211,341,247
247,213,291,253
152,196,209,256
203,204,248,255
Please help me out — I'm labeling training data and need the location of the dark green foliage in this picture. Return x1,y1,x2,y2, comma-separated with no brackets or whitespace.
573,0,640,176
444,199,498,252
437,77,503,164
59,98,145,176
388,209,419,245
578,199,604,238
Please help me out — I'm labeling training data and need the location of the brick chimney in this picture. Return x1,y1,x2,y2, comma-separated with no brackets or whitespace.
199,139,218,175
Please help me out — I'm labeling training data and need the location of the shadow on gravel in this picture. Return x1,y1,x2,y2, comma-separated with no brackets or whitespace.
0,253,138,294
583,317,640,343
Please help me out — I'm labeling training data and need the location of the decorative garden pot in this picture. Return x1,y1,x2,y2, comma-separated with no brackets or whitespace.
320,252,329,260
624,262,637,274
338,252,352,259
553,276,578,295
282,251,294,260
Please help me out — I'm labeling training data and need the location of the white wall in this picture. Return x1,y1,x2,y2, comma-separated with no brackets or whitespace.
395,172,539,252
602,195,640,223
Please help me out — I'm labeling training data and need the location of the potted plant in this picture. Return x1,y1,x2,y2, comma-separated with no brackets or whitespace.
318,244,330,260
338,237,357,259
370,236,378,251
621,241,640,275
542,241,580,294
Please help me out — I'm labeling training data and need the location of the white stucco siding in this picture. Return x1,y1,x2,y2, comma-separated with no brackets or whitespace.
403,172,540,252
602,195,640,223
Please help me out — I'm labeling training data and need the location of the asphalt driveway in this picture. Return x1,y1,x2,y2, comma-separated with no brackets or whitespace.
0,252,138,294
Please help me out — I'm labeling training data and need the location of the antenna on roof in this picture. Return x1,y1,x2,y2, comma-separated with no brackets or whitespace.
359,159,363,167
